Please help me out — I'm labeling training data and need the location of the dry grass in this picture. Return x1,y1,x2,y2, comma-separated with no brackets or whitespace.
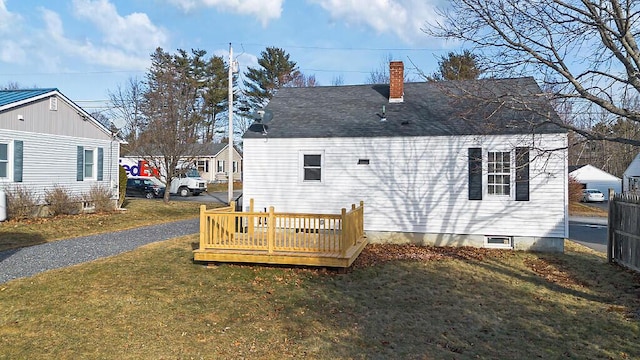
569,201,608,217
0,239,638,359
207,181,243,193
0,199,219,252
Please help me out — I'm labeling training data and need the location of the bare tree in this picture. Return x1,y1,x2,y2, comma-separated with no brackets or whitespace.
1,81,21,90
427,0,640,146
108,77,146,148
331,75,345,86
289,73,318,87
138,48,211,203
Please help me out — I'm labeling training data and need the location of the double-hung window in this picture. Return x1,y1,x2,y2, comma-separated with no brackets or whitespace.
0,143,7,179
468,147,529,201
84,149,95,179
302,153,322,182
217,160,224,173
487,151,511,196
77,146,102,181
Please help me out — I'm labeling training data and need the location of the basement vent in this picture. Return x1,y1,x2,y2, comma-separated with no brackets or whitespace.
485,236,513,249
358,159,370,165
49,97,58,111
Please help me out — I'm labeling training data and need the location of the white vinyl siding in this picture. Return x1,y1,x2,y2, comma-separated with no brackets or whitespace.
0,129,119,201
243,134,567,239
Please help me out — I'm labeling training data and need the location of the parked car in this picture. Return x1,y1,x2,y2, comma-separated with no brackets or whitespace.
126,177,166,199
581,189,605,203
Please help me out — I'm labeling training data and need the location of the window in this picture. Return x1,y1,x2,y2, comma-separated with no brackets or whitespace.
487,151,510,196
303,154,322,182
485,236,513,249
0,143,7,178
233,161,238,173
197,160,209,173
217,160,224,173
84,149,95,179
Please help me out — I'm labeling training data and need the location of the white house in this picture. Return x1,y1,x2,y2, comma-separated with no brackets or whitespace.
242,62,568,252
569,164,621,199
0,88,120,206
623,153,640,194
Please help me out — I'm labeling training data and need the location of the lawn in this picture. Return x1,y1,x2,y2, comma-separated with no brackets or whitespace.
0,238,638,359
0,199,220,252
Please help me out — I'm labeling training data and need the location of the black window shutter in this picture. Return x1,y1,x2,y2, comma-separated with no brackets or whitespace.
77,146,84,181
515,147,530,201
14,140,23,183
97,147,104,181
468,147,482,200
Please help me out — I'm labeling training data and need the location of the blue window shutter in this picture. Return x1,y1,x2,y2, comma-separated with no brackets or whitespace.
468,147,483,200
77,146,84,181
515,147,530,201
14,140,23,182
97,147,104,181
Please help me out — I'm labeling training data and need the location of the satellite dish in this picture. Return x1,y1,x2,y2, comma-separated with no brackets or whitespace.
254,109,273,124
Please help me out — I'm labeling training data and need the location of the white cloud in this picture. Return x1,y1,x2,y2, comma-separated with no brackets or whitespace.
168,0,283,26
0,0,28,63
72,0,168,53
40,7,152,70
309,0,443,43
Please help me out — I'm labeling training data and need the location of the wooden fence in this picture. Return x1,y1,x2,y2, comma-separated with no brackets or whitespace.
195,199,367,267
608,191,640,272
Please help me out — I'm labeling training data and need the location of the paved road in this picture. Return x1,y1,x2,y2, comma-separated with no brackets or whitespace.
569,216,607,253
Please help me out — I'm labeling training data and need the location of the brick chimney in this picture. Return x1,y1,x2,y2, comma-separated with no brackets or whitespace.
389,61,404,103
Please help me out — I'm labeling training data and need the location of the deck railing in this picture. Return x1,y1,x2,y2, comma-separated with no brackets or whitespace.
199,199,365,256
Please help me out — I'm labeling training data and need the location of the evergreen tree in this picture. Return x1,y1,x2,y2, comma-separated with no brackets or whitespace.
243,47,299,107
428,50,484,81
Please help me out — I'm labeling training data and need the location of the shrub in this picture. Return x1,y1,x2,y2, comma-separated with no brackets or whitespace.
4,185,39,220
45,185,80,216
85,184,115,213
568,175,584,203
118,165,127,208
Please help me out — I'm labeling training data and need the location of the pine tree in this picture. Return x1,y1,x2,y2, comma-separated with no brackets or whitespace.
428,50,484,81
243,47,299,107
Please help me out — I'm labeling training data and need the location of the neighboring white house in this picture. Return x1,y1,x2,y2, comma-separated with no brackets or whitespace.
568,164,621,199
242,61,568,252
0,88,120,205
623,153,640,194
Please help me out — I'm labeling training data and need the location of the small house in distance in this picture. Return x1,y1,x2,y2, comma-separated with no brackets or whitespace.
242,62,568,252
623,153,640,194
0,88,120,210
192,143,242,183
568,164,621,199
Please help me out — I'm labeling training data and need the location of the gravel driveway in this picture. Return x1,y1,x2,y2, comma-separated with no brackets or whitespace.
0,218,199,284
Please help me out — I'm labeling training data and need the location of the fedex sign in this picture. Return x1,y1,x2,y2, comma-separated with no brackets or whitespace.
119,159,161,177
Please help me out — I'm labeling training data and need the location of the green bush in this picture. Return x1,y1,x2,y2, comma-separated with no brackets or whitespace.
4,185,39,220
118,165,127,208
85,184,115,213
45,185,80,216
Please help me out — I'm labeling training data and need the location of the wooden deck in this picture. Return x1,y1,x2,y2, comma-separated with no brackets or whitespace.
193,199,367,268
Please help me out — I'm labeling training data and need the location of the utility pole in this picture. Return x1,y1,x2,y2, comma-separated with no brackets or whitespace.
228,43,234,205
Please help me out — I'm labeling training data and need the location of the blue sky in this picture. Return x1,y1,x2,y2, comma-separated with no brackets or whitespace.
0,0,457,116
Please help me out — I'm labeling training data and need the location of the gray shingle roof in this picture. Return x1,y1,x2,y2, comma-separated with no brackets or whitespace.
243,77,565,139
